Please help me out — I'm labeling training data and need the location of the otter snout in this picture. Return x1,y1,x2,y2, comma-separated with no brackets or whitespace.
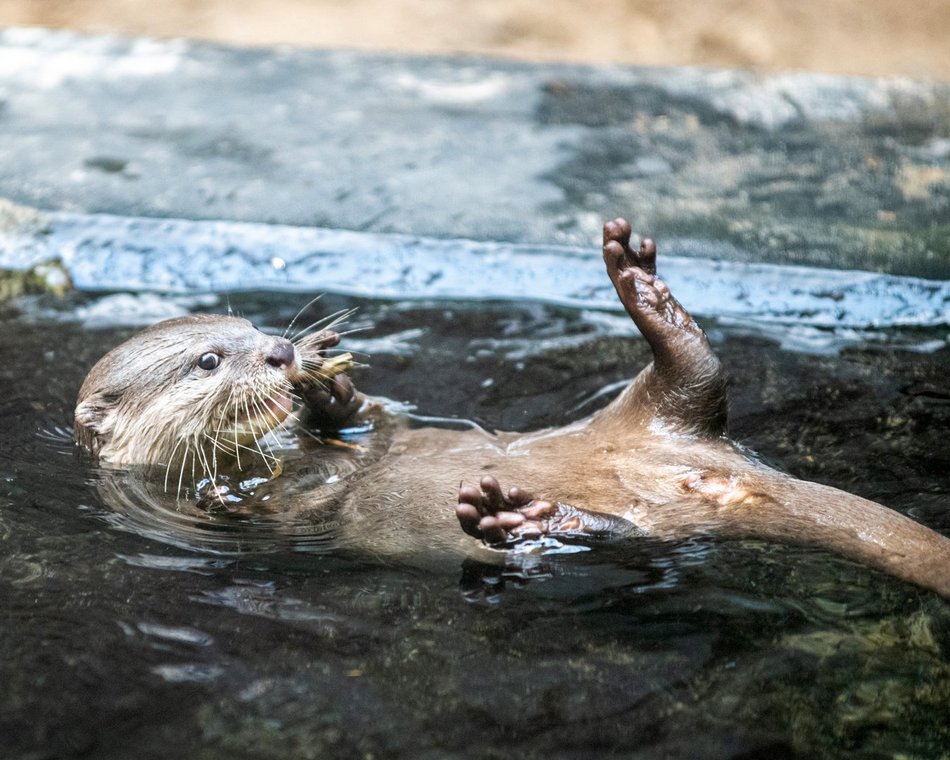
265,338,296,370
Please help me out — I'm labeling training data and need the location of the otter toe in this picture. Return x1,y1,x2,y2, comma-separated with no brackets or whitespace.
458,484,483,504
636,237,657,275
603,239,627,273
506,486,535,508
517,499,557,520
479,475,505,511
603,217,657,276
476,515,509,545
456,501,483,538
603,217,632,249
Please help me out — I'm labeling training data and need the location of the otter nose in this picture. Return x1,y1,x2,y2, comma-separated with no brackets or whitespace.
265,338,296,370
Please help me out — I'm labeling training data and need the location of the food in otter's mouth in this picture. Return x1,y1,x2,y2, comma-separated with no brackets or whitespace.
310,352,353,381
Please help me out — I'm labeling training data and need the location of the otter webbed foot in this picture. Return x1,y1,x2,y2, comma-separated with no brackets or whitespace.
603,218,705,351
601,218,727,437
457,475,637,546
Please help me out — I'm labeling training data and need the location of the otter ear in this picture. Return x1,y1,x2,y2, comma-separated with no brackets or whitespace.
74,392,119,453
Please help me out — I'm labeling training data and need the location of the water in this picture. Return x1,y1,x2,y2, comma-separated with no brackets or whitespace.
2,290,949,759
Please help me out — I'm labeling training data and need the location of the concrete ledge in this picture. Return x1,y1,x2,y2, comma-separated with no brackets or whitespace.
2,207,948,340
1,28,948,277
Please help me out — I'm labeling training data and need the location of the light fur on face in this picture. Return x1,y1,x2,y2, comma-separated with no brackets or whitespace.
74,314,350,491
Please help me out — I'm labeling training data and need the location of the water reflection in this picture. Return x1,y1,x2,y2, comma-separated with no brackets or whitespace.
88,452,357,556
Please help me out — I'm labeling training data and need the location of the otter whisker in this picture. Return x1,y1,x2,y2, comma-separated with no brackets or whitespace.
257,428,285,465
247,392,287,472
295,362,368,388
241,394,279,476
300,326,369,352
163,433,190,494
204,391,233,477
195,395,220,484
177,446,190,499
298,353,355,373
321,307,359,329
297,353,370,375
180,434,204,500
326,324,372,339
294,426,327,445
191,434,205,491
190,433,201,493
282,294,325,340
271,389,294,421
301,360,373,380
250,437,277,475
229,388,243,470
288,312,350,345
307,345,372,359
258,386,294,452
205,437,270,473
208,421,220,483
207,434,274,462
293,326,371,359
288,307,358,344
171,433,204,500
193,440,222,505
213,383,249,467
295,368,333,387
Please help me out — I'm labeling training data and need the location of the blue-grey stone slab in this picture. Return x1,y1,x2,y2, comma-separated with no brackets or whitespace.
0,28,948,277
2,208,947,336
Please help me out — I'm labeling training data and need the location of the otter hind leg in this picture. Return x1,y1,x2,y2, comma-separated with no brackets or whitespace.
601,218,727,438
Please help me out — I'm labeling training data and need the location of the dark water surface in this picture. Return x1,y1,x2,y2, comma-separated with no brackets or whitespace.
2,292,949,759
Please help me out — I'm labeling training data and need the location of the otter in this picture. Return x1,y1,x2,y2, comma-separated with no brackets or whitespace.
74,219,950,597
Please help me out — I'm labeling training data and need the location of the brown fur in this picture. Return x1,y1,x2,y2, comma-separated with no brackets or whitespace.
74,220,950,597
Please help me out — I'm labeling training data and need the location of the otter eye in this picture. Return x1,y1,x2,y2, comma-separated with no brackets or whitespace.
197,352,222,371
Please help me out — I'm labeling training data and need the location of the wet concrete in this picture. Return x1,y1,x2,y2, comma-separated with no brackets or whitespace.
0,27,948,277
2,208,948,338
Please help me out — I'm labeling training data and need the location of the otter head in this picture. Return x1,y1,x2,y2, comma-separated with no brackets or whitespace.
75,314,308,470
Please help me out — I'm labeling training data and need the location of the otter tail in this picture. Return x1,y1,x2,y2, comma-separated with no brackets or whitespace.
715,473,950,598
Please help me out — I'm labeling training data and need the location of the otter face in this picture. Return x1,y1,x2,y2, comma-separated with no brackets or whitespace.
75,314,305,471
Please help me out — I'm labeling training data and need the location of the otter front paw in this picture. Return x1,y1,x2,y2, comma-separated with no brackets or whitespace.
297,372,363,430
457,475,634,546
292,328,365,430
457,475,551,545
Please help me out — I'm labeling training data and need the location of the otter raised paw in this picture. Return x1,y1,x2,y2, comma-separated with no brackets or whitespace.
600,218,726,437
457,475,639,546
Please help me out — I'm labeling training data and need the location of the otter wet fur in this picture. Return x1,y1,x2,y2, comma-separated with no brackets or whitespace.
74,218,950,598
